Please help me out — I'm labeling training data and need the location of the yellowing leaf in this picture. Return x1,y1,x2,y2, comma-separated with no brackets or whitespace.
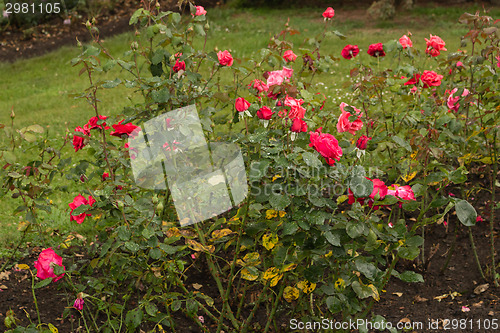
263,267,283,287
265,209,278,219
401,171,417,182
17,264,30,270
17,221,29,232
211,228,235,240
368,284,380,301
241,268,259,281
186,239,214,253
297,280,317,294
336,195,348,205
166,227,181,238
236,252,261,267
262,233,278,251
282,263,297,272
335,278,345,291
272,174,282,182
283,286,300,302
48,323,59,333
279,211,286,217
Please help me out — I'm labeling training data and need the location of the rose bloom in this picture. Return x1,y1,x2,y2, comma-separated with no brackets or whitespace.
235,97,251,112
217,50,233,66
322,7,335,19
173,59,186,72
34,248,65,282
425,34,447,57
72,126,90,152
356,135,371,150
496,55,500,68
194,6,206,16
399,35,413,49
290,118,308,133
309,127,343,166
74,297,84,311
447,87,469,112
341,45,359,60
266,67,293,87
284,95,305,119
337,102,363,135
85,115,109,131
403,73,420,86
249,79,268,93
387,184,416,201
256,106,274,120
283,50,297,62
420,70,443,88
367,43,385,57
110,120,139,137
69,194,96,224
102,172,110,181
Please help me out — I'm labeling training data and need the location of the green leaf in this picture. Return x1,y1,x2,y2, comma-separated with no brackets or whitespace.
34,278,52,289
142,227,155,239
326,296,342,313
125,241,140,253
351,281,372,299
1,150,16,163
248,160,270,181
145,303,158,317
398,246,420,260
455,199,477,226
398,271,424,283
129,8,144,25
349,176,373,198
125,308,143,330
102,78,121,88
324,231,340,246
194,24,206,36
392,135,412,152
346,220,366,238
186,298,198,314
171,300,182,312
355,260,378,280
269,193,291,210
302,151,322,168
152,89,170,103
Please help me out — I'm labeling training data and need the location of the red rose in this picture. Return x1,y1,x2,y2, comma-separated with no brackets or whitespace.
322,7,335,19
309,127,343,166
110,120,139,138
341,45,359,59
368,178,388,200
367,43,385,57
399,35,413,49
356,135,371,150
290,118,308,133
387,184,415,201
283,50,297,62
337,102,363,135
217,50,233,66
403,74,421,86
420,70,443,88
256,106,274,120
235,97,251,112
425,34,447,57
69,194,96,224
173,59,186,72
284,95,306,119
102,172,110,181
34,248,65,282
85,115,109,131
72,126,89,152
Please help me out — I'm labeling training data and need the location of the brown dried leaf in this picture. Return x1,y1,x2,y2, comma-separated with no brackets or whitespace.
414,295,428,303
474,283,489,294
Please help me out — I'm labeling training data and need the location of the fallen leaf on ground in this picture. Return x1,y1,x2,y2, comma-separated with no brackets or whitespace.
0,271,11,281
0,284,7,289
473,301,483,307
414,295,428,303
192,283,202,290
393,292,403,297
474,283,489,294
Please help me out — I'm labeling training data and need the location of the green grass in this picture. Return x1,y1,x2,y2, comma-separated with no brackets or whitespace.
0,4,499,252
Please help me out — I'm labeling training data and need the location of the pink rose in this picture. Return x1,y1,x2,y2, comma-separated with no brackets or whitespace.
322,7,335,19
110,120,139,138
290,118,308,133
283,50,297,62
256,106,274,120
356,135,371,150
341,45,359,59
367,43,385,57
309,127,343,166
69,194,96,224
284,95,305,119
496,55,500,68
34,248,65,282
420,70,443,88
447,87,469,112
173,59,186,72
387,184,415,201
425,34,447,57
337,102,363,135
476,215,484,222
249,79,268,93
266,67,293,87
235,97,251,112
399,35,413,49
217,50,233,66
73,293,85,311
194,6,206,16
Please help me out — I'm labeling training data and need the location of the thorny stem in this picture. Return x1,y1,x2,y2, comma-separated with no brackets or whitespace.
490,131,498,286
468,226,487,281
264,282,285,333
